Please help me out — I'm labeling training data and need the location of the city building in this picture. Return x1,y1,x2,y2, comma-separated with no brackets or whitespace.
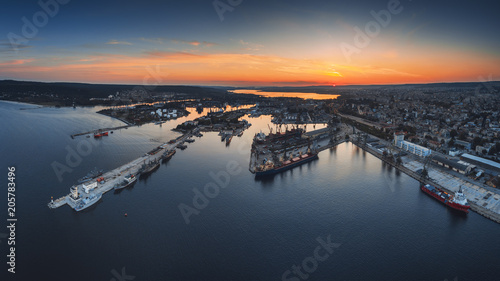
461,153,500,175
394,132,432,157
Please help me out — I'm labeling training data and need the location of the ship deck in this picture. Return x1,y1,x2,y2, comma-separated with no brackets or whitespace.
249,126,348,174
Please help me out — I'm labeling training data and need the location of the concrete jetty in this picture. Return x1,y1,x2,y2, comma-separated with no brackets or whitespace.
48,133,191,210
70,125,134,138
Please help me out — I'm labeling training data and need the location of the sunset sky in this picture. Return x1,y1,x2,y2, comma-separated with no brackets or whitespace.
1,0,499,86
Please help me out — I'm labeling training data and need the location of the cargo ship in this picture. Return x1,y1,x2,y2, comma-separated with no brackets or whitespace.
139,159,160,176
114,174,137,190
161,149,176,162
421,184,470,213
255,151,318,177
75,192,102,211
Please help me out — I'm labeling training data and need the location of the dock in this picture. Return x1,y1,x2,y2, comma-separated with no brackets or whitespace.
49,133,192,210
248,125,348,174
70,125,134,138
351,138,500,224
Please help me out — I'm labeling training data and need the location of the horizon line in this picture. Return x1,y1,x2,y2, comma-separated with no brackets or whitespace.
1,78,499,89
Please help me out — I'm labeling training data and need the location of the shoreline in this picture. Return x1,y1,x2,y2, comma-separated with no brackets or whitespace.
351,139,500,224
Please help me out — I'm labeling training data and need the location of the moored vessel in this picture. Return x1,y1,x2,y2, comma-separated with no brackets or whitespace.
78,168,104,183
255,150,318,177
94,131,109,138
114,174,137,190
421,184,470,213
161,149,176,162
139,159,160,176
75,192,102,211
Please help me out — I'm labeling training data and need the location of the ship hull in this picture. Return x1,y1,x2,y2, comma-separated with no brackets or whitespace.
161,150,176,162
75,193,102,212
140,162,160,177
94,132,109,138
114,177,137,190
255,154,318,177
78,170,103,183
420,184,470,213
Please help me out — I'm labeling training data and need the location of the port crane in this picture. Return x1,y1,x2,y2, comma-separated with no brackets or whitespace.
267,124,273,134
420,155,432,180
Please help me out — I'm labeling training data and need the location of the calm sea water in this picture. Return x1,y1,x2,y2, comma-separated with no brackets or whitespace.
1,101,499,281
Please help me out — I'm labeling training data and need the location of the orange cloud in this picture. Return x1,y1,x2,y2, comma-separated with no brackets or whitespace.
171,40,217,47
106,40,132,45
1,47,499,86
0,59,34,66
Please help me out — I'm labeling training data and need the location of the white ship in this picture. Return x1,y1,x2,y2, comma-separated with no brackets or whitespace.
74,193,102,211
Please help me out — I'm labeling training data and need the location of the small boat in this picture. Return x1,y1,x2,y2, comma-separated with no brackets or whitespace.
176,144,187,150
185,138,195,143
94,131,109,138
114,174,137,190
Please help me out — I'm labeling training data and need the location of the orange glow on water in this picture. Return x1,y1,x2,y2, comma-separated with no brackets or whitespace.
232,90,339,100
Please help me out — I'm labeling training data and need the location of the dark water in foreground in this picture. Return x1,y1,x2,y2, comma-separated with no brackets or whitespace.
1,101,499,281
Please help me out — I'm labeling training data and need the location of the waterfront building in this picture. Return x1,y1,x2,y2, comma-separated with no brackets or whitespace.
394,132,432,157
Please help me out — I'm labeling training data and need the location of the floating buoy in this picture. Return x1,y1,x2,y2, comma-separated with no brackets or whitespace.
124,213,127,217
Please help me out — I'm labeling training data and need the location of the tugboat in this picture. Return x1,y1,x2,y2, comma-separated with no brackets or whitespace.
114,174,137,190
94,131,109,138
420,184,471,213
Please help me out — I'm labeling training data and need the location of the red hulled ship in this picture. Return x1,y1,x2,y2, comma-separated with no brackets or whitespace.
421,184,470,213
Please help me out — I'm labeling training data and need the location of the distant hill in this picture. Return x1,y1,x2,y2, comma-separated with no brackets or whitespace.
1,80,498,106
254,81,500,94
0,80,229,98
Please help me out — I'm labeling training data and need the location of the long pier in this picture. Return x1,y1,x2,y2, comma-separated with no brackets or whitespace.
49,133,192,210
70,125,134,138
